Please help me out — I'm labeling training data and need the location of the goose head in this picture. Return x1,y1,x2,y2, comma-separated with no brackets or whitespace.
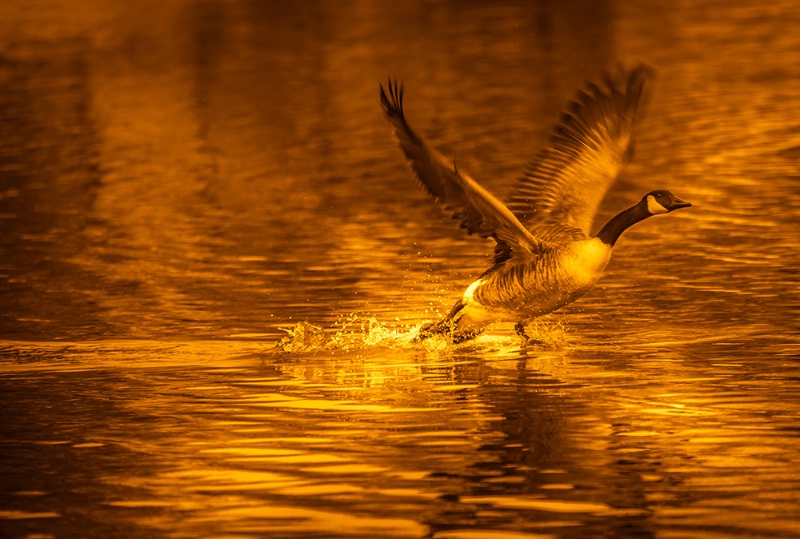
597,189,692,246
644,190,692,215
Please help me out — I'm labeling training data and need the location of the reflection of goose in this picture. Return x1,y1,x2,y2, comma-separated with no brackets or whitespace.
380,65,691,343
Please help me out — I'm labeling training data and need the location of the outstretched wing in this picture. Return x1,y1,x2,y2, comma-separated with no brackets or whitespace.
380,79,546,262
505,64,654,241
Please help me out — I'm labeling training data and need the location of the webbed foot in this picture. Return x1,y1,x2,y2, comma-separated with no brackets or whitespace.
413,320,483,344
451,327,485,344
412,321,442,343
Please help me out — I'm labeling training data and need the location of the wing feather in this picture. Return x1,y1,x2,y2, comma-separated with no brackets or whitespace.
505,64,654,241
380,79,546,261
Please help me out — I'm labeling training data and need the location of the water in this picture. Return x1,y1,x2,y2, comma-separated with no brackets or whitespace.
2,0,800,537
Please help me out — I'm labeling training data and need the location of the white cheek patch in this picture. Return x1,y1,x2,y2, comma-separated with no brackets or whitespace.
647,195,669,215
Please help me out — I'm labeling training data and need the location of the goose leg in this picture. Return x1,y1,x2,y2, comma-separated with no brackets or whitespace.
516,321,543,345
413,300,465,343
413,320,442,342
415,299,488,344
514,322,529,340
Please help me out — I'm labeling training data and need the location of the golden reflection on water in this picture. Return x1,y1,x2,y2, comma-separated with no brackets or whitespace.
3,335,800,537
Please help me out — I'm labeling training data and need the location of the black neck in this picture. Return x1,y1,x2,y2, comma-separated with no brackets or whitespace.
596,201,651,246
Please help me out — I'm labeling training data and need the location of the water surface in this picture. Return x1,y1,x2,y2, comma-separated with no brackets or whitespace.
2,1,800,537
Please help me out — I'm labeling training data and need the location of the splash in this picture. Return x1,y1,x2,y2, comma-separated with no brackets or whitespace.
524,315,570,346
274,312,568,353
275,314,430,353
275,321,330,352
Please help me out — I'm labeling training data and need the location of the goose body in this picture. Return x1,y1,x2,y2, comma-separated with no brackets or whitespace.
448,237,613,340
380,66,691,343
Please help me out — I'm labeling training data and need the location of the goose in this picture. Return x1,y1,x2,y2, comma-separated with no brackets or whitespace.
379,65,691,344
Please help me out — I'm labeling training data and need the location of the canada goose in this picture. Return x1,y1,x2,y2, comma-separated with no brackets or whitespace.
380,65,691,344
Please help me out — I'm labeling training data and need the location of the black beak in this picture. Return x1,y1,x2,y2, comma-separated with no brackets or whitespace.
670,197,692,210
